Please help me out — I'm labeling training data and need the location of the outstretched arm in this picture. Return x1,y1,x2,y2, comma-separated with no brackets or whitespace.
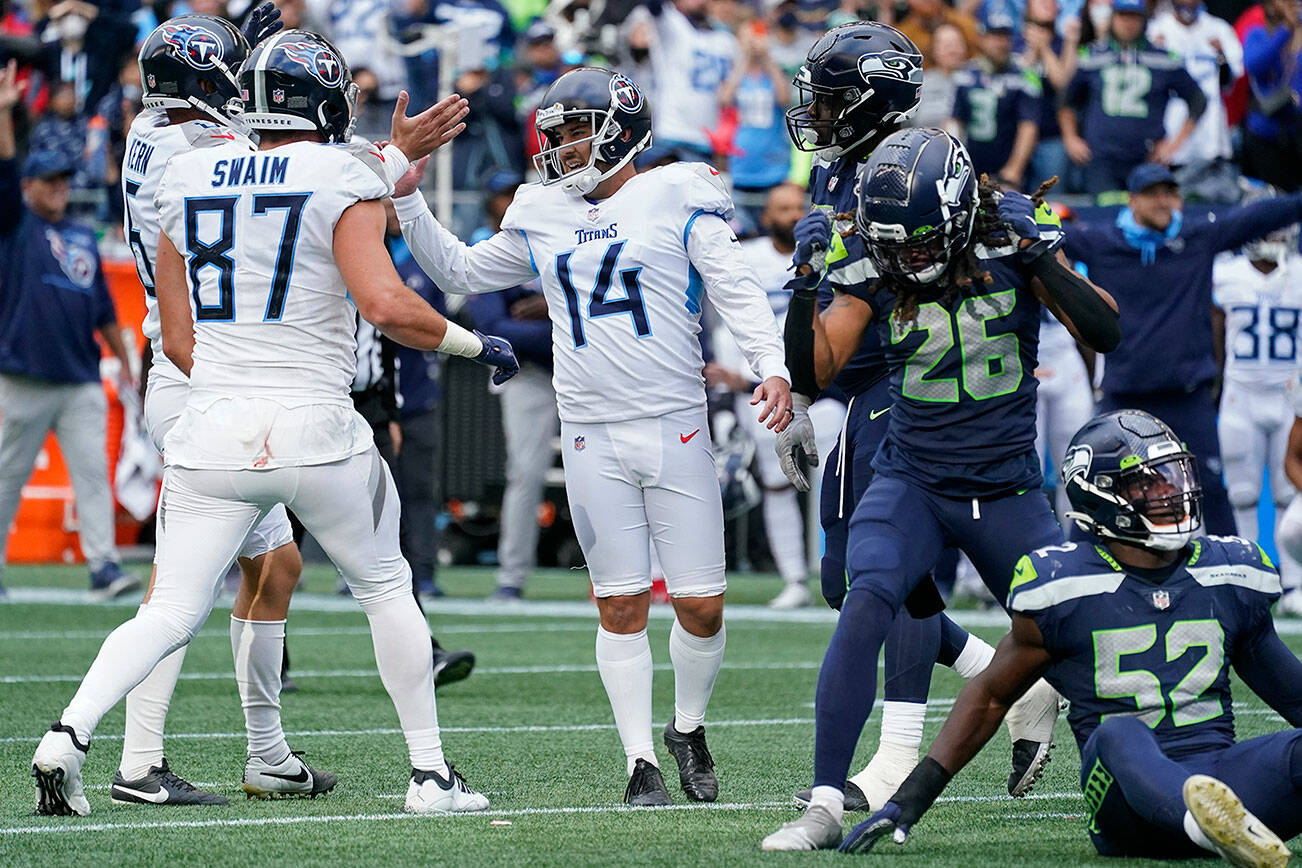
394,188,537,295
1030,249,1120,352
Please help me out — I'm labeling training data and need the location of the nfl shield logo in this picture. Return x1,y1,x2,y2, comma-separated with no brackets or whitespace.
272,88,286,104
1152,590,1171,610
587,207,600,223
828,176,838,192
574,436,586,452
146,73,156,88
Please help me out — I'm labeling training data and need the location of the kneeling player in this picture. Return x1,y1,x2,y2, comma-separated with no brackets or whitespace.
843,410,1301,867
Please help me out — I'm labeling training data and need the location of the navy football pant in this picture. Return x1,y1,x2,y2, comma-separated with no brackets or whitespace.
1081,716,1302,858
1099,385,1235,536
813,476,1063,789
819,388,969,707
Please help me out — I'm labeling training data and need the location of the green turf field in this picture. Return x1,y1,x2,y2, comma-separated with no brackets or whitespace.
0,563,1297,866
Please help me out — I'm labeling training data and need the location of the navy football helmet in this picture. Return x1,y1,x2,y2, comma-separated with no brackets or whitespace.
139,15,250,124
785,21,923,159
239,30,357,143
1062,410,1202,551
533,67,652,196
855,128,976,285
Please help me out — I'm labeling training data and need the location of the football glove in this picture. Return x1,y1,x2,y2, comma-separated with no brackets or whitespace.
792,210,832,275
241,1,284,46
775,394,818,493
474,331,520,385
838,801,910,853
996,192,1057,261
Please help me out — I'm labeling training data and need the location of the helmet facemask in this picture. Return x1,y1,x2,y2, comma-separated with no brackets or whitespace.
863,207,974,285
785,75,875,158
1066,449,1203,552
534,106,643,196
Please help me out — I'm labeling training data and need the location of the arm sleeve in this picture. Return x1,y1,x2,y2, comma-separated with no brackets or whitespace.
0,158,20,237
1171,67,1207,122
1207,194,1302,254
686,212,789,384
465,292,554,366
393,192,538,295
1233,615,1302,727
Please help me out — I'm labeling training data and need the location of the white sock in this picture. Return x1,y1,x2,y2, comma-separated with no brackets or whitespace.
361,595,446,775
763,489,808,583
230,616,290,763
1184,809,1215,851
596,626,656,775
952,633,996,680
120,604,186,779
879,700,926,749
669,619,726,733
810,784,845,824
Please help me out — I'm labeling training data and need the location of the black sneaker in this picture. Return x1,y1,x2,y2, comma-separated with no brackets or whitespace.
111,758,228,806
794,780,871,812
662,718,718,802
432,644,475,688
624,758,672,806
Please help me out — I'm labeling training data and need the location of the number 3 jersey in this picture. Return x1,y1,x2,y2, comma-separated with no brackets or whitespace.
395,161,788,424
1010,536,1284,759
154,139,394,469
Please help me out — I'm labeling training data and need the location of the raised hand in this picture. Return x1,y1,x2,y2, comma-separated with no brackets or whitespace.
793,209,832,275
389,91,470,163
240,1,283,46
0,60,23,112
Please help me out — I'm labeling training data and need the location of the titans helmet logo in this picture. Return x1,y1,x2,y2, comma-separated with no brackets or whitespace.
280,41,344,88
609,74,644,112
161,24,224,70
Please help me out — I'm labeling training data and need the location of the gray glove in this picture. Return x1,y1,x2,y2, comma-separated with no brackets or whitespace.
775,393,818,492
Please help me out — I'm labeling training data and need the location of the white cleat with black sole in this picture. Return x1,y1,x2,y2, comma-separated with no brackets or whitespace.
1183,774,1291,868
241,751,337,799
1004,677,1062,796
32,723,90,816
404,765,490,813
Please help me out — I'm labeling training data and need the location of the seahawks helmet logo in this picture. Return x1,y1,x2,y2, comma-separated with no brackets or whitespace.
280,41,343,88
1062,445,1093,486
161,24,224,70
858,51,920,82
609,74,644,112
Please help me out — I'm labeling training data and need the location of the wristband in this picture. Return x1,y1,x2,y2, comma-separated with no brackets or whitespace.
436,320,483,359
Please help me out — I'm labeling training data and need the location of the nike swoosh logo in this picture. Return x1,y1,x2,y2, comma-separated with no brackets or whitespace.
869,406,891,420
113,784,168,803
680,429,700,444
264,768,310,784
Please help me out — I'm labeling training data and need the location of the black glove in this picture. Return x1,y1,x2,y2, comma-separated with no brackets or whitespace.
241,1,284,46
474,330,520,385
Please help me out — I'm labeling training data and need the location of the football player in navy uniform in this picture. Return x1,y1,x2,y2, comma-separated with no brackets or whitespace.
777,24,1063,820
763,128,1122,850
841,410,1301,868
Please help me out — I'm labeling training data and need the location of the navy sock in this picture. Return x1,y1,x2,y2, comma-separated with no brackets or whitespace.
883,614,940,704
813,586,897,789
936,613,969,669
1093,717,1189,832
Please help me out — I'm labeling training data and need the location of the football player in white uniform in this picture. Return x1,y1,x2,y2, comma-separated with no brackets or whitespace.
1215,218,1302,609
706,182,845,608
394,67,792,805
32,30,515,817
1034,311,1094,521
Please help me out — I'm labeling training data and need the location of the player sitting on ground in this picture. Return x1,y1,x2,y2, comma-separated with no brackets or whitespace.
31,29,515,817
842,410,1302,868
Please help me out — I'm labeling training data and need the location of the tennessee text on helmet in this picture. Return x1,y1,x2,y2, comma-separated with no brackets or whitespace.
533,67,653,196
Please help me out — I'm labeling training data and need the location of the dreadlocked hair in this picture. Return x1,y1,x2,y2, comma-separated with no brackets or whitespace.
878,173,1060,326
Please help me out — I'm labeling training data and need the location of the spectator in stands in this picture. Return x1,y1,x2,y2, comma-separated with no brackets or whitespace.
1149,0,1243,202
647,0,739,161
0,64,138,600
33,0,137,115
311,0,408,114
768,1,815,77
950,7,1040,189
450,58,521,234
1062,163,1302,536
913,22,967,127
1241,0,1302,191
463,171,556,602
349,67,391,142
1018,0,1078,186
719,20,790,216
897,0,979,63
1060,0,1207,195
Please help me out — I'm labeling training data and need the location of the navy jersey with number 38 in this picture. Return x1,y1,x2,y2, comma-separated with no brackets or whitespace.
1010,536,1282,759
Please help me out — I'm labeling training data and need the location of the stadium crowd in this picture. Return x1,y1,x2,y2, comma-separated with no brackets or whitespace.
3,0,1302,609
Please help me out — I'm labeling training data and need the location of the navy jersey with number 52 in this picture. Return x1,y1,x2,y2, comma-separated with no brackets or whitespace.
1009,536,1283,760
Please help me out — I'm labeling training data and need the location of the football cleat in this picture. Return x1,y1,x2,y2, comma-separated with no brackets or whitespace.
89,562,141,602
1004,678,1061,796
624,758,672,806
488,585,523,603
662,718,718,802
760,804,844,851
1183,774,1290,868
848,740,918,811
768,582,812,610
241,751,336,799
794,779,871,812
111,758,228,806
432,644,475,689
404,765,489,814
32,723,90,816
